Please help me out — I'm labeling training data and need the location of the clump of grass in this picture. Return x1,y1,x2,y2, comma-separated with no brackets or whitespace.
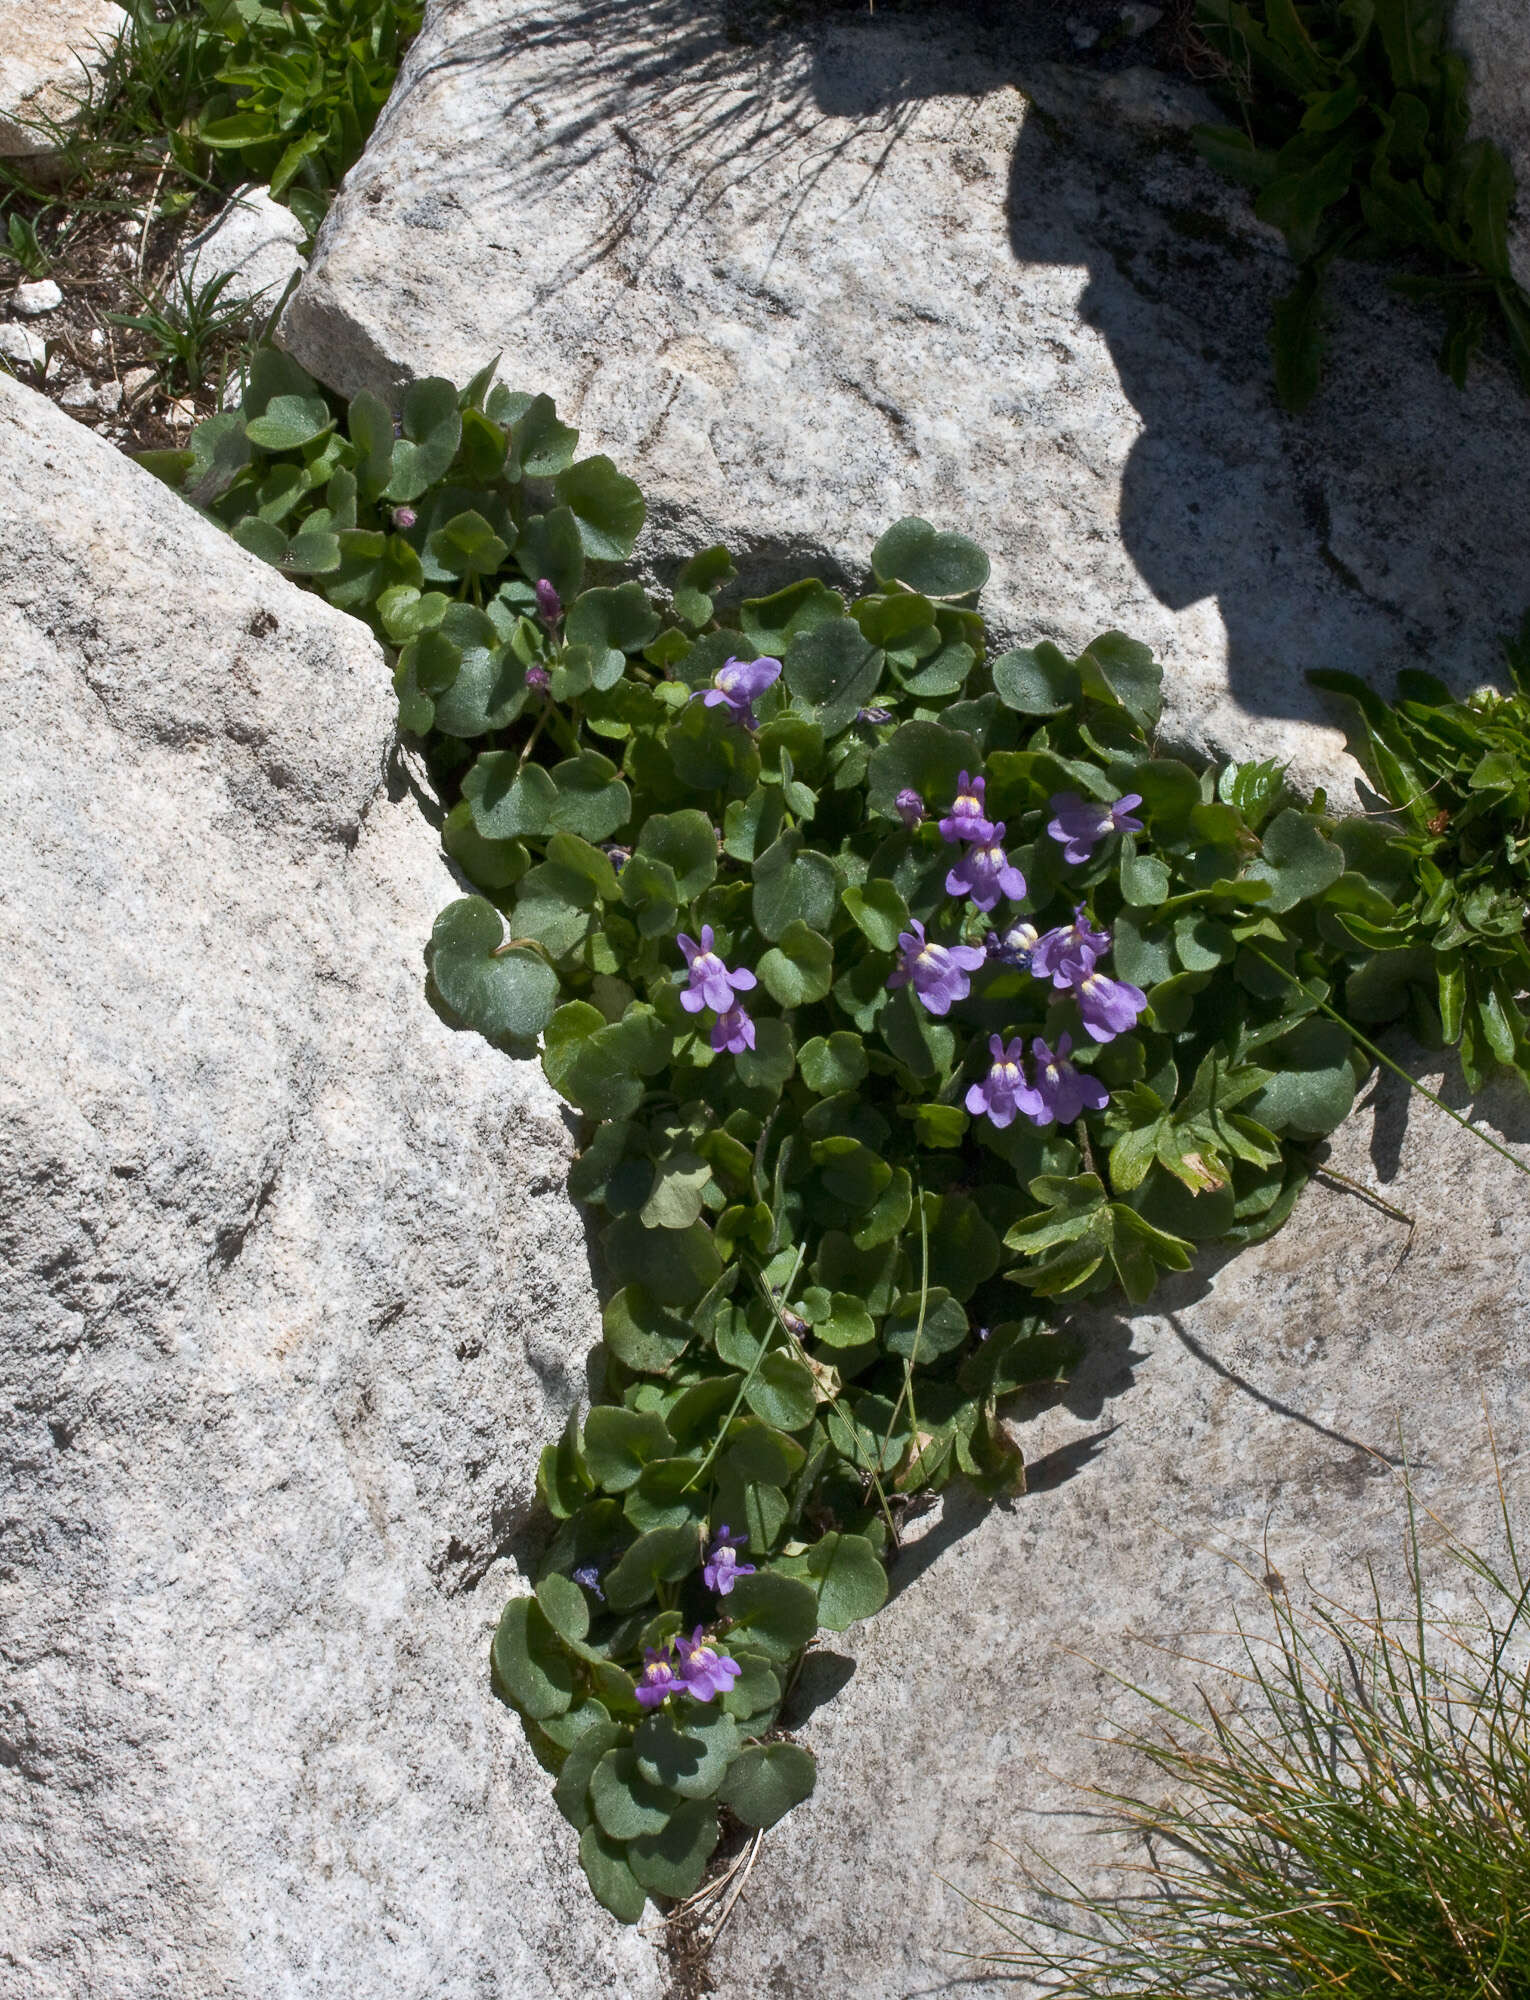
970,1481,1530,1997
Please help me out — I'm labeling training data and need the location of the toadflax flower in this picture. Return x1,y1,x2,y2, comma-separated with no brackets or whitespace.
677,1626,742,1703
677,926,757,1015
703,1525,756,1596
534,577,563,625
886,918,987,1017
895,787,926,829
1030,905,1111,989
1026,1034,1109,1126
965,1034,1043,1129
938,770,995,845
699,654,781,728
986,919,1040,969
572,1563,605,1601
1075,967,1149,1044
945,823,1027,913
1046,791,1144,865
525,663,550,692
636,1642,684,1709
710,1003,756,1055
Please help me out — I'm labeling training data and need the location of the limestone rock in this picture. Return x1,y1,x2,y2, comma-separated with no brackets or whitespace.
1454,0,1530,292
0,322,46,371
281,0,1530,804
711,1053,1530,1995
179,184,309,314
0,0,127,155
10,278,62,317
0,374,661,1999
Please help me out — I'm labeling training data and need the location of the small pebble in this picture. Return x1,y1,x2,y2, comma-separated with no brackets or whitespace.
89,328,105,350
0,323,47,371
12,279,63,317
121,365,156,403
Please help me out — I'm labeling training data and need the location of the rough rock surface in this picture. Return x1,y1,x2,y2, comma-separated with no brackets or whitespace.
1454,0,1530,291
0,374,661,2000
0,0,127,154
281,0,1530,801
179,185,309,313
712,1054,1530,1996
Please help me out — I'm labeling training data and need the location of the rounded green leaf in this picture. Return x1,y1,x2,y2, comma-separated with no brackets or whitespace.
602,1213,721,1306
1243,808,1346,913
491,1596,575,1719
430,898,559,1041
752,833,838,940
717,1741,817,1828
841,878,910,953
813,1292,875,1350
871,517,989,598
806,1531,888,1631
566,583,661,688
991,642,1076,714
1247,1019,1358,1136
243,392,334,451
385,377,462,502
735,1018,796,1093
726,1571,820,1660
867,720,980,821
744,1349,817,1431
798,1032,869,1095
634,810,718,901
578,1824,648,1921
603,1524,702,1611
426,508,510,581
553,1719,622,1830
549,752,633,842
723,1416,808,1486
603,1286,693,1375
784,616,884,732
582,1406,675,1492
634,1707,739,1799
883,1287,968,1361
535,1570,591,1642
627,1799,721,1898
555,455,646,560
463,754,557,839
758,921,834,1008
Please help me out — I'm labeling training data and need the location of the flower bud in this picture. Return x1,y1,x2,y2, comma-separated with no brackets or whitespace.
526,664,551,691
391,505,417,530
535,578,563,624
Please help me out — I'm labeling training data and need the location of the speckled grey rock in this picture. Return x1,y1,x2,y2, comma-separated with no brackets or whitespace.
1454,0,1530,291
0,374,661,2000
710,1052,1530,1996
0,0,127,155
179,184,308,313
280,0,1530,804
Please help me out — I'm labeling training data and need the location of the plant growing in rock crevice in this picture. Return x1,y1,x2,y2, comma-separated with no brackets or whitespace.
148,353,1530,1922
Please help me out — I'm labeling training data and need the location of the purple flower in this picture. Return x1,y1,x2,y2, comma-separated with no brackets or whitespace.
703,1526,756,1597
895,788,925,829
710,1004,756,1055
526,663,550,692
603,843,631,873
391,504,417,530
965,1034,1044,1129
938,770,995,845
1046,791,1144,865
944,823,1027,913
859,705,893,725
1075,968,1149,1044
1026,1034,1109,1126
534,577,563,625
985,919,1040,969
699,654,781,729
886,919,987,1017
1031,905,1111,989
677,1626,742,1704
636,1643,683,1710
677,926,757,1015
572,1563,604,1601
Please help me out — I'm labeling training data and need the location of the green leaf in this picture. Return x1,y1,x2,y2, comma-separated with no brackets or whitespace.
463,753,557,841
590,1747,682,1839
724,1417,808,1485
515,506,585,601
991,642,1076,714
491,1596,575,1719
718,1742,817,1828
627,1799,720,1898
735,1017,796,1092
883,1288,967,1361
640,1151,713,1231
603,1213,722,1305
740,577,843,656
603,1524,701,1611
550,752,632,843
535,1570,591,1642
727,1571,820,1660
753,832,838,940
785,617,884,733
553,1718,622,1829
1244,809,1346,912
1247,1019,1357,1136
634,810,717,901
426,508,509,581
798,1031,869,1095
673,544,736,626
806,1532,888,1630
583,1406,675,1492
842,878,909,953
867,720,980,822
385,378,462,502
566,583,661,688
759,922,834,1007
507,390,579,477
555,455,646,560
429,899,558,1041
579,1824,648,1922
634,1707,739,1800
745,1350,817,1431
871,517,990,598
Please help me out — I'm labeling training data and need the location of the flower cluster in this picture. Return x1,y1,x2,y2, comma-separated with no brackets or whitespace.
882,776,1149,1129
678,926,758,1053
636,1626,742,1709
